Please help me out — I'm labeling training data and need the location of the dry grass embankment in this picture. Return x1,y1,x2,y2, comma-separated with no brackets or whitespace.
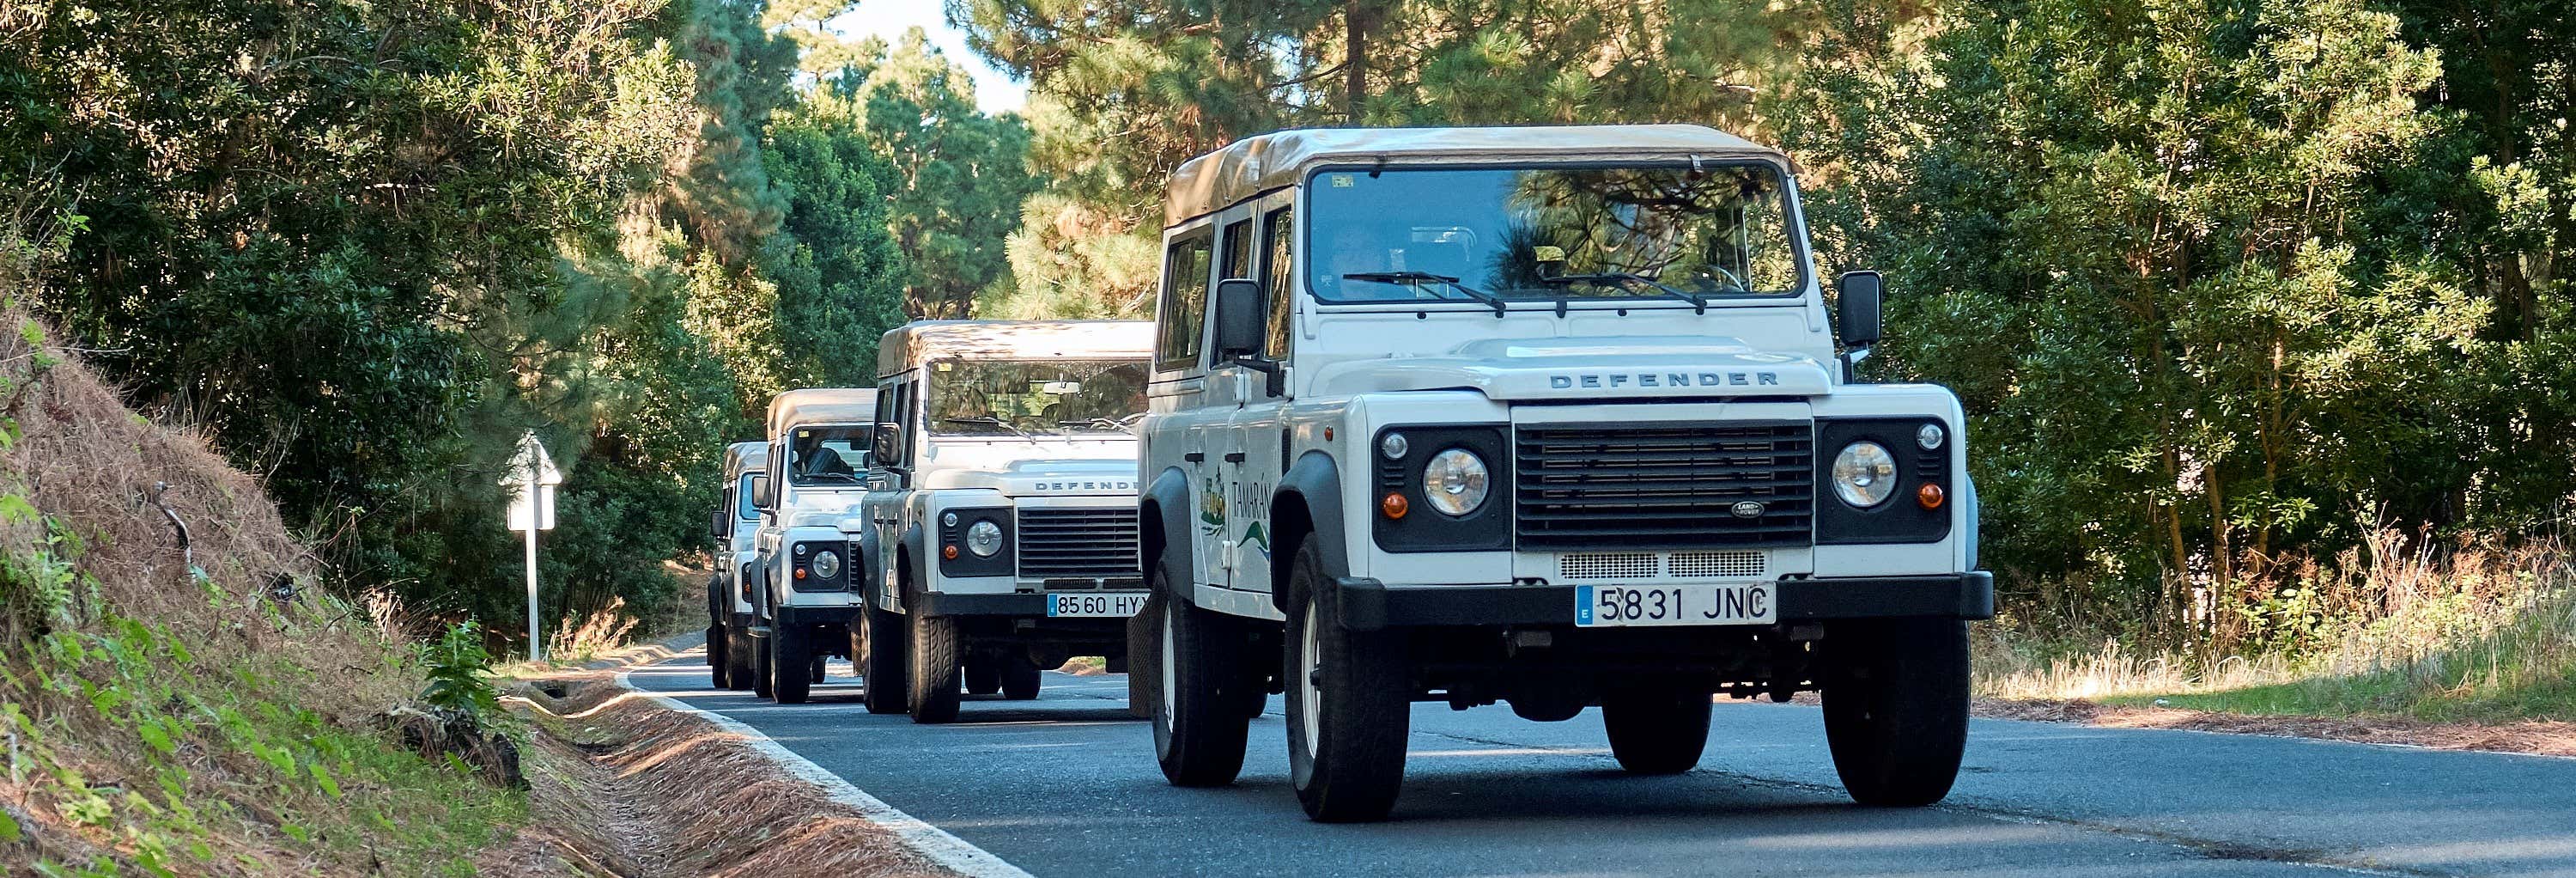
1976,531,2576,754
0,308,551,875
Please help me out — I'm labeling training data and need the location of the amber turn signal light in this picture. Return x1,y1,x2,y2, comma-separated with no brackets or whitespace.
793,568,807,580
1917,483,1946,509
942,545,959,559
1380,491,1409,519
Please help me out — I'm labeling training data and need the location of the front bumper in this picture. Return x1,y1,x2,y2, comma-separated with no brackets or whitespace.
775,604,858,629
1332,572,1994,631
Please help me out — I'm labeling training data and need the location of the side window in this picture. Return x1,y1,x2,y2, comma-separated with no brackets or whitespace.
1155,233,1213,370
1261,207,1294,359
1219,218,1255,280
895,380,917,467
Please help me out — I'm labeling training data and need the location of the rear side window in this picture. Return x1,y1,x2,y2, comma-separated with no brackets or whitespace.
1157,233,1213,370
1261,207,1294,359
1220,218,1255,279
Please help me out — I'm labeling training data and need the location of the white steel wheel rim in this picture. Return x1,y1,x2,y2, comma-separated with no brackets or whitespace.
1159,602,1178,725
1297,601,1321,758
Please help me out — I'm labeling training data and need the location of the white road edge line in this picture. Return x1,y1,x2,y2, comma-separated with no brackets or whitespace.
613,663,1037,878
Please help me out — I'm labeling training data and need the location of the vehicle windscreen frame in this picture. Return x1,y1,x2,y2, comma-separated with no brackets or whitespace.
1298,158,1814,308
922,357,1152,438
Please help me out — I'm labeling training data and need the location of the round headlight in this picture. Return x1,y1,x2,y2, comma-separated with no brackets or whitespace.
1832,442,1899,508
1917,423,1946,450
811,549,841,580
1422,448,1491,516
966,520,1004,557
1381,432,1410,460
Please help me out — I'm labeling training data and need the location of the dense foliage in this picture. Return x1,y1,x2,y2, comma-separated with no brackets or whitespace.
965,0,2573,651
0,0,1025,643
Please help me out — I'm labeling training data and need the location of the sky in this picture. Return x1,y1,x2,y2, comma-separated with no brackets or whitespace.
827,0,1029,114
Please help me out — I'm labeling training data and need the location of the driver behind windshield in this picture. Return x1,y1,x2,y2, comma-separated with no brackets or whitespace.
787,427,867,485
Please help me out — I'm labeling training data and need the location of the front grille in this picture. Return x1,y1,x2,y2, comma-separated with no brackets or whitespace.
1671,550,1766,578
1516,422,1814,551
1016,508,1141,581
1558,552,1659,580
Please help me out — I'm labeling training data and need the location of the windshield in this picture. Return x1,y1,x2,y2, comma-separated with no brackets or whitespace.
927,359,1150,437
1305,163,1804,304
786,425,869,486
734,473,757,518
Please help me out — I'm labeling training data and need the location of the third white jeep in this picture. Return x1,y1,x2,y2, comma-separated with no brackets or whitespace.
1131,124,1993,822
853,320,1155,723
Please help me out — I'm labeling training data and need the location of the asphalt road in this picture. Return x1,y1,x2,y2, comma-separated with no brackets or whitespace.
629,655,2576,877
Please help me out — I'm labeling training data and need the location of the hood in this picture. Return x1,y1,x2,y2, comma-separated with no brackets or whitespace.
1309,335,1834,401
919,458,1140,497
779,497,863,530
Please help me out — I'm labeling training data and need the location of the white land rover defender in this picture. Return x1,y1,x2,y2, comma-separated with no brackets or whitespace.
1131,125,1993,822
748,387,878,704
854,320,1154,723
704,440,767,691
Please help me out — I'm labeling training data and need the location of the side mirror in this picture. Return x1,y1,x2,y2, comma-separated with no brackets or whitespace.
710,508,728,540
750,473,774,511
1211,278,1264,359
1837,271,1883,348
872,424,902,468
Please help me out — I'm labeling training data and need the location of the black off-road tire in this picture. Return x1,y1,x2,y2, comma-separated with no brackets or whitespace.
1601,689,1713,775
965,655,1001,695
750,627,775,699
771,621,812,704
1284,542,1409,822
810,651,826,684
1823,619,1971,807
707,625,731,689
1152,568,1253,787
1127,594,1163,718
907,608,963,723
1001,655,1042,700
726,626,757,691
859,605,908,713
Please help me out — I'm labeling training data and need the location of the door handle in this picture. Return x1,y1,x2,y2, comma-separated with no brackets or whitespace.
1183,452,1205,462
1223,452,1246,463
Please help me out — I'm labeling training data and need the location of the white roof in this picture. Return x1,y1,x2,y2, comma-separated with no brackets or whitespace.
1165,124,1787,226
877,320,1153,376
765,388,878,438
722,440,767,476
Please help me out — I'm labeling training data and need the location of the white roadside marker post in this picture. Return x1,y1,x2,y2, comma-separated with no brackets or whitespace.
502,431,562,661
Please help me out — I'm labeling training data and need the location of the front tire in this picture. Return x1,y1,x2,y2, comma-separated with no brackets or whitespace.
1001,654,1042,700
1152,576,1251,787
725,625,757,692
859,604,908,714
771,622,811,704
907,607,963,723
1284,542,1409,822
750,627,775,699
1602,688,1711,775
707,625,731,689
1823,619,1970,807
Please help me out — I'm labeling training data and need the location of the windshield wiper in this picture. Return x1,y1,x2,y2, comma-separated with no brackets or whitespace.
1341,271,1508,316
1058,417,1136,435
1537,272,1710,314
939,416,1040,442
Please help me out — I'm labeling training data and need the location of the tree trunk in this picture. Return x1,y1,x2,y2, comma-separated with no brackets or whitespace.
1344,0,1373,121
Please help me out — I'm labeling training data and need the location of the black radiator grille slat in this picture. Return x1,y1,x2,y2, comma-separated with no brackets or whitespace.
1016,509,1143,579
1515,422,1815,551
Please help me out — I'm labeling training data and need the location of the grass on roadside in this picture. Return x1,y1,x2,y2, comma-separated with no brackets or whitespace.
1977,538,2576,725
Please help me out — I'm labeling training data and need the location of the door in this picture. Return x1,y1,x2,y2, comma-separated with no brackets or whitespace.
1221,202,1296,594
1151,227,1222,589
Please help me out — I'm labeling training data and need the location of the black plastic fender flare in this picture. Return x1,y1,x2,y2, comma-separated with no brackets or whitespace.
1142,466,1197,605
895,521,927,613
1272,450,1350,613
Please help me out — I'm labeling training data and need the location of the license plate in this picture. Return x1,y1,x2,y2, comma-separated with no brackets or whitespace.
1575,583,1777,627
1046,592,1150,618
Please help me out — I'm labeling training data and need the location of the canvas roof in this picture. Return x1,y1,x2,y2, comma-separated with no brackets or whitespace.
722,440,767,476
1164,124,1787,226
877,320,1153,377
765,387,878,438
